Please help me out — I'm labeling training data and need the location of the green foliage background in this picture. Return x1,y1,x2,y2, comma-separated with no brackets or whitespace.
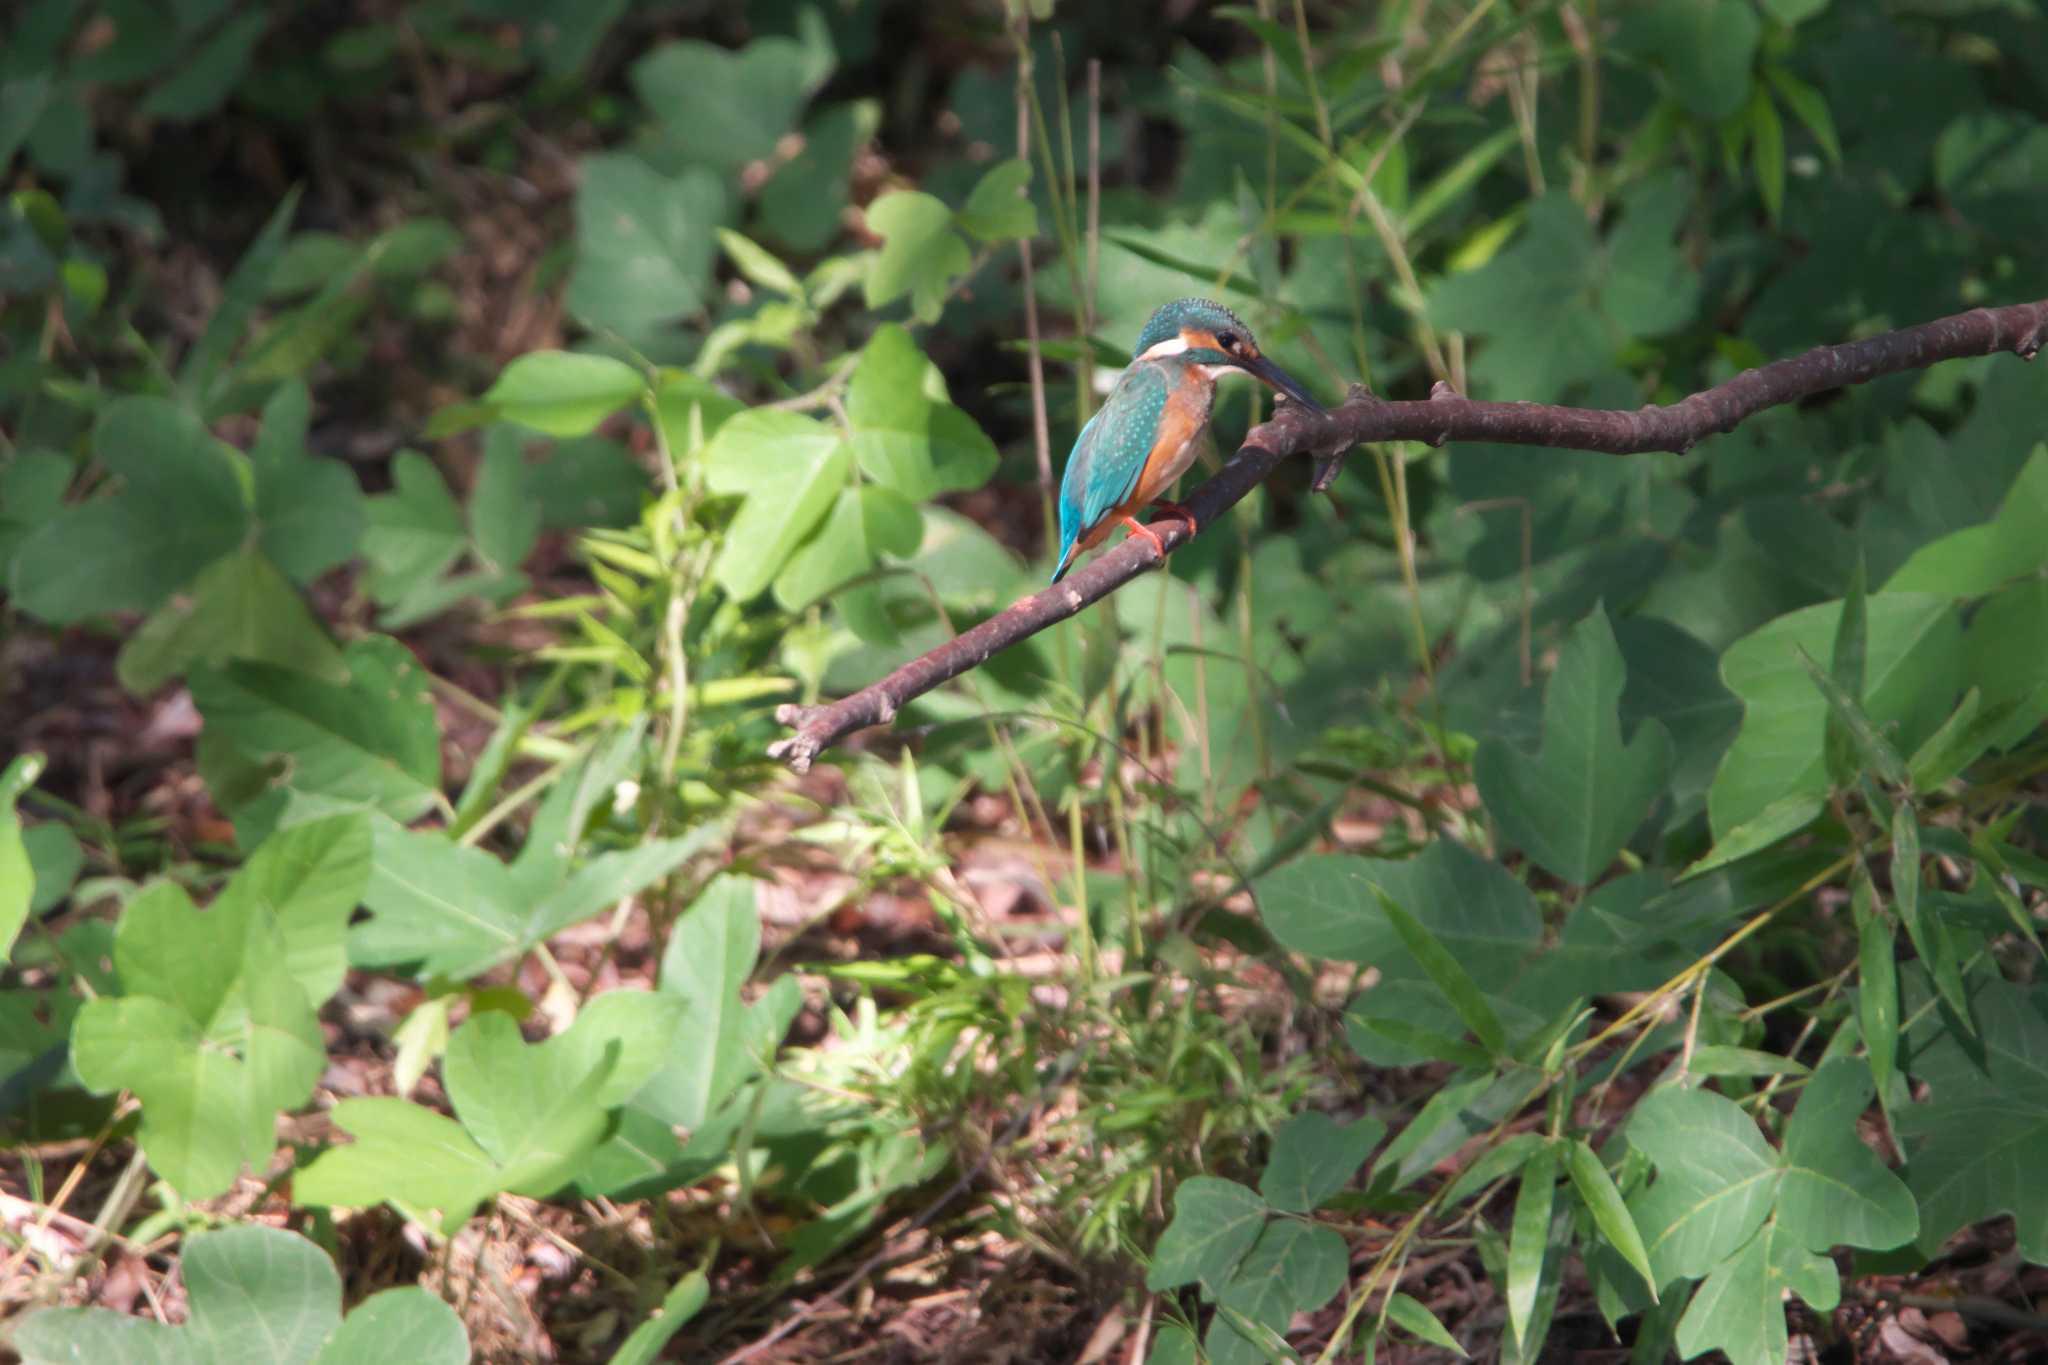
3,0,2048,1361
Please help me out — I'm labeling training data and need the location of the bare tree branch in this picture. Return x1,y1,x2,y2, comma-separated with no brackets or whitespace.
770,298,2048,773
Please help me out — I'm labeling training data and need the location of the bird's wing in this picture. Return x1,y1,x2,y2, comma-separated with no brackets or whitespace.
1054,363,1170,577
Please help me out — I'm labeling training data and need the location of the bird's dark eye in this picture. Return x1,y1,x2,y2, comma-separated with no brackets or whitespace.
1216,331,1239,351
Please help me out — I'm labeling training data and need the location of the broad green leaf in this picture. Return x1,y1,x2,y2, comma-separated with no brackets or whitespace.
208,813,372,1004
0,753,42,961
1144,1176,1269,1293
191,635,442,836
1567,1138,1657,1300
118,548,347,693
1960,579,2048,752
1475,607,1672,884
1258,841,1539,1065
0,450,74,571
1896,972,2048,1262
862,191,971,323
568,153,730,336
759,100,875,251
1624,0,1760,119
1777,1057,1917,1252
846,324,999,500
1627,1086,1778,1283
634,875,766,1128
1258,1111,1385,1213
361,451,466,601
9,397,249,624
1685,1046,1812,1078
294,1097,502,1228
249,381,364,586
12,1224,465,1365
1506,1143,1559,1353
1385,1292,1467,1356
703,409,851,601
1212,1219,1348,1352
1764,67,1840,166
772,486,922,612
469,427,543,574
440,1011,616,1195
71,889,323,1199
484,351,646,438
1376,887,1506,1055
957,158,1036,241
1672,1216,1838,1365
1708,595,1960,836
630,36,825,172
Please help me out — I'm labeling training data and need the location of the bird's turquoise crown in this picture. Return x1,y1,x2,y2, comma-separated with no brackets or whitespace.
1132,297,1251,357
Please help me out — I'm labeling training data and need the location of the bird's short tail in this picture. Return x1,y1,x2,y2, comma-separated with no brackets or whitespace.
1049,529,1079,583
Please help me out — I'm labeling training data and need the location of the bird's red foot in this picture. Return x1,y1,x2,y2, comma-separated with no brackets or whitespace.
1147,500,1199,535
1119,515,1168,557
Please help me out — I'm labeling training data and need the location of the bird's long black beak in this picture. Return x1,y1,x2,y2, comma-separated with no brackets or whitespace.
1237,353,1324,415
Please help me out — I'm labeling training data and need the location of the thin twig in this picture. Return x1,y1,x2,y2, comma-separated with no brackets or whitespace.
769,298,2048,772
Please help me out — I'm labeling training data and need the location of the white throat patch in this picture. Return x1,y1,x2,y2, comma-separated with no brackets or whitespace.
1137,334,1191,360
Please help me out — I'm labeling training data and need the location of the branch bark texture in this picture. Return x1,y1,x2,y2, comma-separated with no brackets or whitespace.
769,298,2048,772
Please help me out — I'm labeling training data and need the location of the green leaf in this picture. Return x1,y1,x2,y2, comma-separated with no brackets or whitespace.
846,325,999,501
772,486,921,613
1258,1111,1385,1214
71,885,324,1199
1798,646,1906,788
361,451,467,602
1748,88,1785,224
608,1269,710,1365
1823,555,1870,786
1885,444,2048,597
10,397,250,624
1625,0,1760,119
1506,1143,1559,1353
1475,606,1673,884
1708,594,1960,836
957,158,1036,241
1896,972,2048,1262
1144,1176,1269,1293
12,1224,468,1365
1567,1138,1657,1301
0,753,42,961
118,548,347,693
568,153,730,336
630,36,825,173
1777,1057,1917,1252
1627,1086,1778,1284
0,450,74,572
138,10,268,119
1855,871,1901,1109
1672,1215,1838,1365
191,635,442,837
633,875,769,1128
1212,1219,1348,1342
703,409,852,601
760,100,874,251
1385,1292,1467,1357
1376,887,1507,1056
484,351,646,438
208,813,372,1004
350,817,702,980
716,228,803,297
469,427,543,574
1765,67,1841,166
293,1097,502,1228
1258,841,1540,1067
862,191,971,323
181,188,302,406
250,381,365,586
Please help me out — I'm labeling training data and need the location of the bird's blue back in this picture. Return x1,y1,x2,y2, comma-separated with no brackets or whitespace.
1052,361,1172,582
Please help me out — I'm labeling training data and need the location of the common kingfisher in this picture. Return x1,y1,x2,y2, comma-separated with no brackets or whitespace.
1050,297,1323,583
